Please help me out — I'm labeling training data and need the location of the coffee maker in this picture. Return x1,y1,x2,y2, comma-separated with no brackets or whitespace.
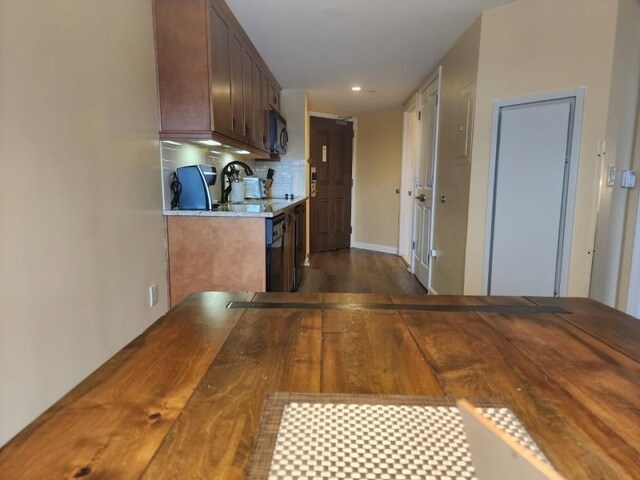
172,165,217,210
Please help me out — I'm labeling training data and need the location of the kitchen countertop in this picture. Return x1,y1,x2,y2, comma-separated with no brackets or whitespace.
0,293,638,479
162,197,307,218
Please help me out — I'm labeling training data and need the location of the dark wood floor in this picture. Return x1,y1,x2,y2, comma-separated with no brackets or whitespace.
298,248,427,294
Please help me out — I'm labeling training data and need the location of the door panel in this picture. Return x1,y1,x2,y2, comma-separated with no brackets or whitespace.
252,62,263,150
489,99,574,296
209,5,233,137
413,79,438,289
310,117,354,253
242,50,254,143
229,32,243,140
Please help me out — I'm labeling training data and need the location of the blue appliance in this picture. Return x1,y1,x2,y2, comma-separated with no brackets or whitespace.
174,165,217,210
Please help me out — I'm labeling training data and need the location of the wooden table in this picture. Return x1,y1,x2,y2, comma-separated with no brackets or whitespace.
0,293,638,479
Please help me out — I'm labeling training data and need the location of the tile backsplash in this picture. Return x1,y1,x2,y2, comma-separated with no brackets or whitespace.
160,141,308,209
253,159,307,200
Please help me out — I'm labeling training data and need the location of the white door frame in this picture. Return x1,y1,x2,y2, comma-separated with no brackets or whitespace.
410,67,442,290
482,88,585,296
308,111,357,246
399,95,418,266
626,198,640,317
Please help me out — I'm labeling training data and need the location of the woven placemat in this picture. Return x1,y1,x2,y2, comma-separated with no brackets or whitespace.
248,393,547,480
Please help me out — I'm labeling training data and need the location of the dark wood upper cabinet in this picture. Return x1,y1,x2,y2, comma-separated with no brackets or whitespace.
208,5,233,138
153,0,280,156
262,72,271,151
252,62,264,150
242,50,255,144
229,31,244,140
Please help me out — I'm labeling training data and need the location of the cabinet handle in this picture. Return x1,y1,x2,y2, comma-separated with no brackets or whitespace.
245,124,249,136
262,135,266,146
232,116,236,130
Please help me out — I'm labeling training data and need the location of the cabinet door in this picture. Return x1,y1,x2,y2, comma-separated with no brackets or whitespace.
242,50,254,144
284,212,296,292
268,82,279,110
209,5,233,138
262,72,271,151
229,31,244,140
253,62,265,151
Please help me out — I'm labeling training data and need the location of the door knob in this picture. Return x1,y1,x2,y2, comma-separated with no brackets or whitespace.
415,194,426,202
440,195,446,203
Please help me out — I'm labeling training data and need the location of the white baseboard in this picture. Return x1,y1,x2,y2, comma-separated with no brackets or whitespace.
351,241,399,255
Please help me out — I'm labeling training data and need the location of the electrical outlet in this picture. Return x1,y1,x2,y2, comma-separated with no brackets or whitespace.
149,284,158,307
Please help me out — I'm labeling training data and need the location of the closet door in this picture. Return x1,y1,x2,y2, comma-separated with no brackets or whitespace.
489,98,575,296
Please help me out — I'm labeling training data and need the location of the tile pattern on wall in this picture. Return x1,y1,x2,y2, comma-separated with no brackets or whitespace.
160,141,308,208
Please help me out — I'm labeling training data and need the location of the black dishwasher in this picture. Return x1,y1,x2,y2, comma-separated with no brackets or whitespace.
265,214,285,292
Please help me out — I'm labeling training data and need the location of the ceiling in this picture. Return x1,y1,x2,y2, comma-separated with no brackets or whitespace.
226,0,514,113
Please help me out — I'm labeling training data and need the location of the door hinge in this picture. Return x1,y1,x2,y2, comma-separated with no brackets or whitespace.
412,241,416,250
436,94,439,107
418,111,422,121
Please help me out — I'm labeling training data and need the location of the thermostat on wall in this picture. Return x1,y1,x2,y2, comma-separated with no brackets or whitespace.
621,170,637,189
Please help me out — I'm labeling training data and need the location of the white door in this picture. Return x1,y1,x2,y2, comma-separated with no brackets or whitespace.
413,78,439,289
488,97,579,296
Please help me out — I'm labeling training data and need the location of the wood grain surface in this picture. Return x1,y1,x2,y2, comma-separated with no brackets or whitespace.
0,293,638,479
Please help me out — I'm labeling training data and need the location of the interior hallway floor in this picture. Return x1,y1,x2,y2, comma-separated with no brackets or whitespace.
298,248,428,294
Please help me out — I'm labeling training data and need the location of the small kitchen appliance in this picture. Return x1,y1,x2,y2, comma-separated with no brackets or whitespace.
243,176,262,199
172,165,217,210
269,109,288,155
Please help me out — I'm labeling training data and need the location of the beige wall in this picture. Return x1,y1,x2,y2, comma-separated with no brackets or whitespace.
464,0,619,295
430,18,482,294
590,0,640,306
0,0,167,446
354,107,404,249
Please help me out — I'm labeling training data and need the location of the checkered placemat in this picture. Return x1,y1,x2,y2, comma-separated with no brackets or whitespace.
249,394,548,480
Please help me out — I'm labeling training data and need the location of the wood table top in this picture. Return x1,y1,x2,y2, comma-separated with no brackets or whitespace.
0,292,638,479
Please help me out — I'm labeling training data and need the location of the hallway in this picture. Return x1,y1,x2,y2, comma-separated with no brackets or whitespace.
298,248,427,295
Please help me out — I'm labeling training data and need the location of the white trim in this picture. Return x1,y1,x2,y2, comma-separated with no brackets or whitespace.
399,95,418,266
428,286,439,295
626,197,640,318
482,88,586,296
308,112,357,247
352,241,399,255
409,67,442,292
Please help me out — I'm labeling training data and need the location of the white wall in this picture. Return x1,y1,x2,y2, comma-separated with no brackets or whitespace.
354,106,404,250
589,0,640,306
464,0,619,296
0,0,168,446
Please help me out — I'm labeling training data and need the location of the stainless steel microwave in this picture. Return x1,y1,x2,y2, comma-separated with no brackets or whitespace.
269,109,288,155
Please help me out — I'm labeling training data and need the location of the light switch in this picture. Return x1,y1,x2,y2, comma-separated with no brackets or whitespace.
606,166,616,187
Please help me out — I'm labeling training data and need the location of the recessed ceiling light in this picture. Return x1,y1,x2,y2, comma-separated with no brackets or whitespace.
198,140,222,146
234,149,250,155
351,86,362,92
163,140,182,146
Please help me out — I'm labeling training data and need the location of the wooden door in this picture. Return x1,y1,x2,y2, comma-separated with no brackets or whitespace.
242,50,254,143
229,31,244,140
309,117,354,253
208,4,233,137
